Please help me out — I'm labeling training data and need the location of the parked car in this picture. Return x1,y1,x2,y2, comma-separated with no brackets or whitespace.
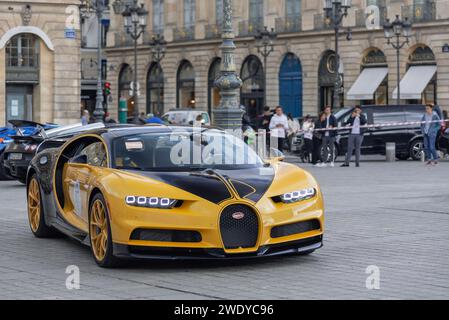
0,120,57,180
3,122,105,183
162,109,211,126
293,105,447,161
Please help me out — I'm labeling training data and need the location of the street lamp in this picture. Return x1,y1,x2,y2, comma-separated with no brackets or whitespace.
113,0,148,124
383,15,413,105
79,0,109,123
149,34,167,116
323,0,352,109
213,0,244,130
255,26,277,107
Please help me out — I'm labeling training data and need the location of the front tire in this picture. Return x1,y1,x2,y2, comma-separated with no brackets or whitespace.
27,175,58,238
409,139,424,161
89,193,121,268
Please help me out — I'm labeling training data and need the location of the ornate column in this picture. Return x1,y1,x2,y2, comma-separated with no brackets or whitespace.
213,0,243,130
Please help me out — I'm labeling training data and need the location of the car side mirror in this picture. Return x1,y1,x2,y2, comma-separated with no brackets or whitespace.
70,154,88,165
268,148,285,162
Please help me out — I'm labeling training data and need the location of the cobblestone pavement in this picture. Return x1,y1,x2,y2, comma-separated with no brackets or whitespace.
0,159,448,300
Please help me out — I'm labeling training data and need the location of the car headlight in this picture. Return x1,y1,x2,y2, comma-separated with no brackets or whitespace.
273,188,317,204
125,196,181,209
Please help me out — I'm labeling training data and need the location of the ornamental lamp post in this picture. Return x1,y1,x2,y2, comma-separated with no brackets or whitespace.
213,0,244,130
383,15,412,105
323,0,352,109
80,0,109,123
113,0,148,124
255,26,277,108
149,34,167,116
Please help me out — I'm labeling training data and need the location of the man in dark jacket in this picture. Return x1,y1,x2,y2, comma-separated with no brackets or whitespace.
341,105,367,167
319,106,338,167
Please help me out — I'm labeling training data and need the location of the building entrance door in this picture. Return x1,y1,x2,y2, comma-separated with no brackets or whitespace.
6,85,33,122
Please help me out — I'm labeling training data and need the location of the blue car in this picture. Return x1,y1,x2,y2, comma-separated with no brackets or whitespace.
0,120,57,180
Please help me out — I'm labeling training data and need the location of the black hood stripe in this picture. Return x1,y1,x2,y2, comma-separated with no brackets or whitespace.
126,166,275,205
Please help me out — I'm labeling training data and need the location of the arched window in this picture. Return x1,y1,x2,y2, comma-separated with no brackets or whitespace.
177,60,196,108
347,48,388,105
404,45,437,104
240,55,264,122
118,64,134,117
318,50,344,110
5,33,40,122
147,63,164,116
208,58,221,117
279,53,303,117
6,33,39,68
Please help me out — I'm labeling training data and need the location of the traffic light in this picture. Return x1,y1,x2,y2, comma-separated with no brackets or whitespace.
104,82,111,96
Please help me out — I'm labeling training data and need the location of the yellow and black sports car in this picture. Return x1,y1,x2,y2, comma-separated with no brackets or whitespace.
26,126,324,267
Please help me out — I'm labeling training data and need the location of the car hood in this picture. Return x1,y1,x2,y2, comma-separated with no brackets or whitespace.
122,166,276,204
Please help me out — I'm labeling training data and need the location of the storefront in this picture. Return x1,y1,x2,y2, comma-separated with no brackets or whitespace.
208,58,221,119
318,50,344,110
393,45,437,105
240,55,265,122
347,48,388,105
146,62,164,116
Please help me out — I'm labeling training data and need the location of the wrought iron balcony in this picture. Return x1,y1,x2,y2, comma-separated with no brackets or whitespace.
173,26,195,42
238,18,265,37
402,1,436,23
314,13,332,30
205,24,222,39
275,16,302,34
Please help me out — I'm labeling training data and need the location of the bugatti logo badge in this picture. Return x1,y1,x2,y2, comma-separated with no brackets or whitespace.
232,212,245,220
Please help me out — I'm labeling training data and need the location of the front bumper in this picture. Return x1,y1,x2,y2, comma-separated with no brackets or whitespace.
113,235,323,260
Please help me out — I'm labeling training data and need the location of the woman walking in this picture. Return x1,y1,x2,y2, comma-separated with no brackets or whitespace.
311,112,325,166
421,104,441,165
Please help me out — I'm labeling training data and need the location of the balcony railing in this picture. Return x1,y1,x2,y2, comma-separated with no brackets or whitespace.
402,1,436,23
238,18,265,37
275,15,302,33
205,24,222,39
314,13,332,30
173,26,195,42
355,6,387,28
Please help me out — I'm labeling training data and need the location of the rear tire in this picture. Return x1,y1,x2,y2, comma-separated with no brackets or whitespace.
0,153,13,181
27,175,59,238
89,193,121,268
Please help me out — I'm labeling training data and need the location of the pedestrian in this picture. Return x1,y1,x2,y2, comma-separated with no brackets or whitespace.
258,106,273,131
312,112,325,166
242,108,254,144
341,105,367,167
287,113,300,152
269,106,289,152
301,115,314,162
146,113,164,125
421,103,441,165
319,106,337,167
104,112,117,124
193,114,204,126
81,110,90,126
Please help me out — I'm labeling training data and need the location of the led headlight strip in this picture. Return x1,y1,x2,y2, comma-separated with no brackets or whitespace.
125,196,181,209
273,188,317,204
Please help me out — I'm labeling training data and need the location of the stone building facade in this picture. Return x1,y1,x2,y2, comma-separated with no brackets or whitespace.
0,0,84,126
105,0,449,124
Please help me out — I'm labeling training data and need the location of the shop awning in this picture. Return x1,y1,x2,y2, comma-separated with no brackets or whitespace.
347,67,389,100
392,65,437,100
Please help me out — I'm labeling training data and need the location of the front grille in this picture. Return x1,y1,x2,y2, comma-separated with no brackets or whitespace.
219,204,259,250
130,229,202,243
271,219,321,238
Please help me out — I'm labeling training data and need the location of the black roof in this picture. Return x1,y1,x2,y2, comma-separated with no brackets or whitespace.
85,124,222,142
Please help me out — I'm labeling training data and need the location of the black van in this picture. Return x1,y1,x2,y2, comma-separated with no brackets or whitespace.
332,104,440,161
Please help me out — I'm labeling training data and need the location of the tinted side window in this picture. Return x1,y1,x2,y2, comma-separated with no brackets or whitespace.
79,142,107,167
372,111,405,124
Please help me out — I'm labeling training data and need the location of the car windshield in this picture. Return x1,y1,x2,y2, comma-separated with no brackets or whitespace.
112,130,264,171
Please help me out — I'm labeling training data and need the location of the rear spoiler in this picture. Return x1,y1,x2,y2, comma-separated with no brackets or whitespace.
10,135,44,143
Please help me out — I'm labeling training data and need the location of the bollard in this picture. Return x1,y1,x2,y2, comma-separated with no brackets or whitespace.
386,142,396,162
257,129,267,159
421,150,426,163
